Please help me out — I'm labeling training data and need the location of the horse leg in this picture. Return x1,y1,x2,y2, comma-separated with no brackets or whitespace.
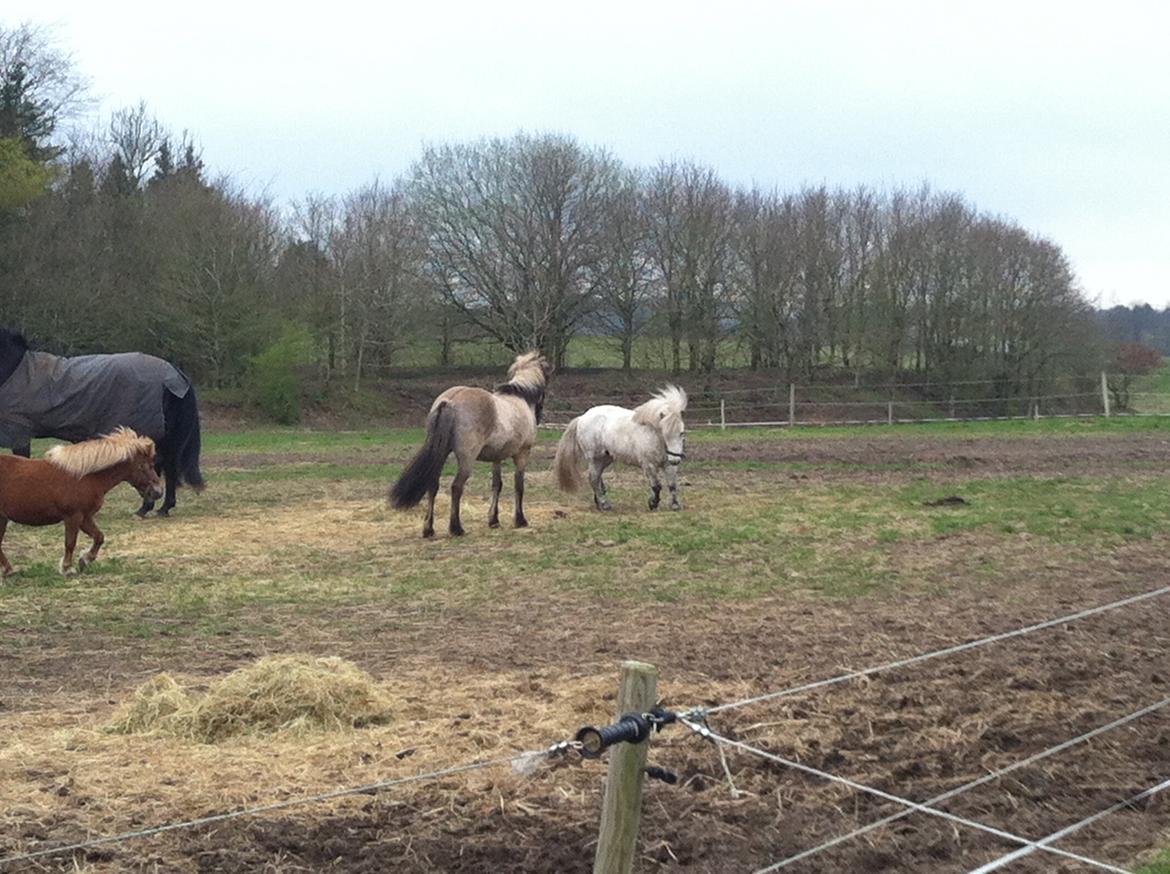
422,483,438,539
589,457,613,511
0,518,13,577
157,451,178,516
448,458,472,537
666,463,682,511
644,464,662,510
12,442,30,459
513,450,530,528
59,515,81,577
77,515,105,571
488,462,502,528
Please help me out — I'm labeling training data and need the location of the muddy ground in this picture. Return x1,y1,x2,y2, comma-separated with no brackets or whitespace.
3,431,1170,872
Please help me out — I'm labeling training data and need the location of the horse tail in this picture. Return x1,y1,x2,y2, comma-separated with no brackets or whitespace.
390,401,455,509
553,416,585,493
168,383,205,491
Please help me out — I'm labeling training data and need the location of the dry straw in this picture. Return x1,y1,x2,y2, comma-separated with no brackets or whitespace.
108,654,394,742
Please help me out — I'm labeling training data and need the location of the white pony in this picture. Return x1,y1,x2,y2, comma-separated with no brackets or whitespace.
554,386,688,511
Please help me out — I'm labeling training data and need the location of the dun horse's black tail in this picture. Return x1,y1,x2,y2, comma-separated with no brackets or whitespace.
166,384,205,491
390,402,455,509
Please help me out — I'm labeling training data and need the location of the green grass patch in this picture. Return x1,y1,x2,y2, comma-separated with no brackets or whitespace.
6,424,1170,647
1138,849,1170,874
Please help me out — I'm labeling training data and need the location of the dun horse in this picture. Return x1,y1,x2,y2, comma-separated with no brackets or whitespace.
0,428,164,578
390,351,552,538
554,385,688,511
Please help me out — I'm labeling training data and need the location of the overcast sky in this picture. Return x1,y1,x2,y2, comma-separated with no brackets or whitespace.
16,0,1170,307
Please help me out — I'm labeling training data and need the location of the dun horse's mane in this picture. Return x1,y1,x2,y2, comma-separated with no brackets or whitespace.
502,351,549,389
494,351,551,420
45,427,154,477
632,385,688,430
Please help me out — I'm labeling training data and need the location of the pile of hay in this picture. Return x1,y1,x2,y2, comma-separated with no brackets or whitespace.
109,655,394,742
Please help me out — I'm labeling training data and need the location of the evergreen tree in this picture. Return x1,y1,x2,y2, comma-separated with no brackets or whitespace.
177,140,204,185
100,154,135,198
0,61,60,161
149,137,174,186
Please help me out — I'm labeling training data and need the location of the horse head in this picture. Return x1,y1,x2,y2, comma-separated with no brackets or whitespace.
127,440,165,502
634,385,688,464
0,327,29,385
506,351,553,387
497,351,553,422
0,327,29,351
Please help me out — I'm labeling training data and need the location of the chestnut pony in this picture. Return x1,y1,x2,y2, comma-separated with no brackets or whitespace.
390,351,552,538
0,428,164,578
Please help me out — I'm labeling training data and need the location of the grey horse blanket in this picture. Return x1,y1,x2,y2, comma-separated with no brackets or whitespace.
0,350,189,447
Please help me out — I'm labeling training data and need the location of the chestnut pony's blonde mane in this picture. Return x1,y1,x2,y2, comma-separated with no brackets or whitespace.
631,385,688,431
45,427,155,477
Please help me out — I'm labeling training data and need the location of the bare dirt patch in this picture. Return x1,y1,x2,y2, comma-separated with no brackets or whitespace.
5,551,1170,873
700,430,1170,479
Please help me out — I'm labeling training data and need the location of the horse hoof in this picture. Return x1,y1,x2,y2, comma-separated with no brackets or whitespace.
58,560,78,578
450,526,465,537
155,509,171,518
422,529,435,539
78,556,92,571
670,503,682,512
488,519,500,529
514,518,528,529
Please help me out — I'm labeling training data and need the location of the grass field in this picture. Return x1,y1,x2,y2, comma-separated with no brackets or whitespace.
2,417,1169,871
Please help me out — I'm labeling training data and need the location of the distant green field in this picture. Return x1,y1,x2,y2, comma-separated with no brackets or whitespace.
1130,357,1170,414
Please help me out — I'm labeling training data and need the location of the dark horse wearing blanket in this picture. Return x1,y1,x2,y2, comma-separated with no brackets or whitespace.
0,328,204,516
390,351,552,538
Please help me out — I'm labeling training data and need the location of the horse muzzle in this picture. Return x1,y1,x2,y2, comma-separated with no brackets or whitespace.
666,450,686,466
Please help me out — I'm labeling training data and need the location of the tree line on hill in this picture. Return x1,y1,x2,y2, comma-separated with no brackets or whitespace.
1097,305,1170,355
0,22,1121,412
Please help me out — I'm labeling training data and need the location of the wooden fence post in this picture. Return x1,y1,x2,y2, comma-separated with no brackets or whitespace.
887,401,894,425
1101,371,1111,417
720,399,726,431
788,383,796,426
593,660,658,874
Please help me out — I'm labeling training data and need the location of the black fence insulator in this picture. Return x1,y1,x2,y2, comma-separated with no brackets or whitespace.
576,712,652,759
647,708,677,731
644,765,678,785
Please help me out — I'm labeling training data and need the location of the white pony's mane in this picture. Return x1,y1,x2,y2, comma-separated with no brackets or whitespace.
45,427,154,477
631,385,688,431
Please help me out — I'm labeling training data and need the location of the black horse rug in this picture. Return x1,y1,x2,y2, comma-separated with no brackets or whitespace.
0,350,190,448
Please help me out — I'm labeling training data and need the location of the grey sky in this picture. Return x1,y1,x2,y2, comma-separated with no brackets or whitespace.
19,0,1170,306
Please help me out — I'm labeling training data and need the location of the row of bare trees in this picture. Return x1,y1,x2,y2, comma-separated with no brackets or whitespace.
1,22,1098,395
